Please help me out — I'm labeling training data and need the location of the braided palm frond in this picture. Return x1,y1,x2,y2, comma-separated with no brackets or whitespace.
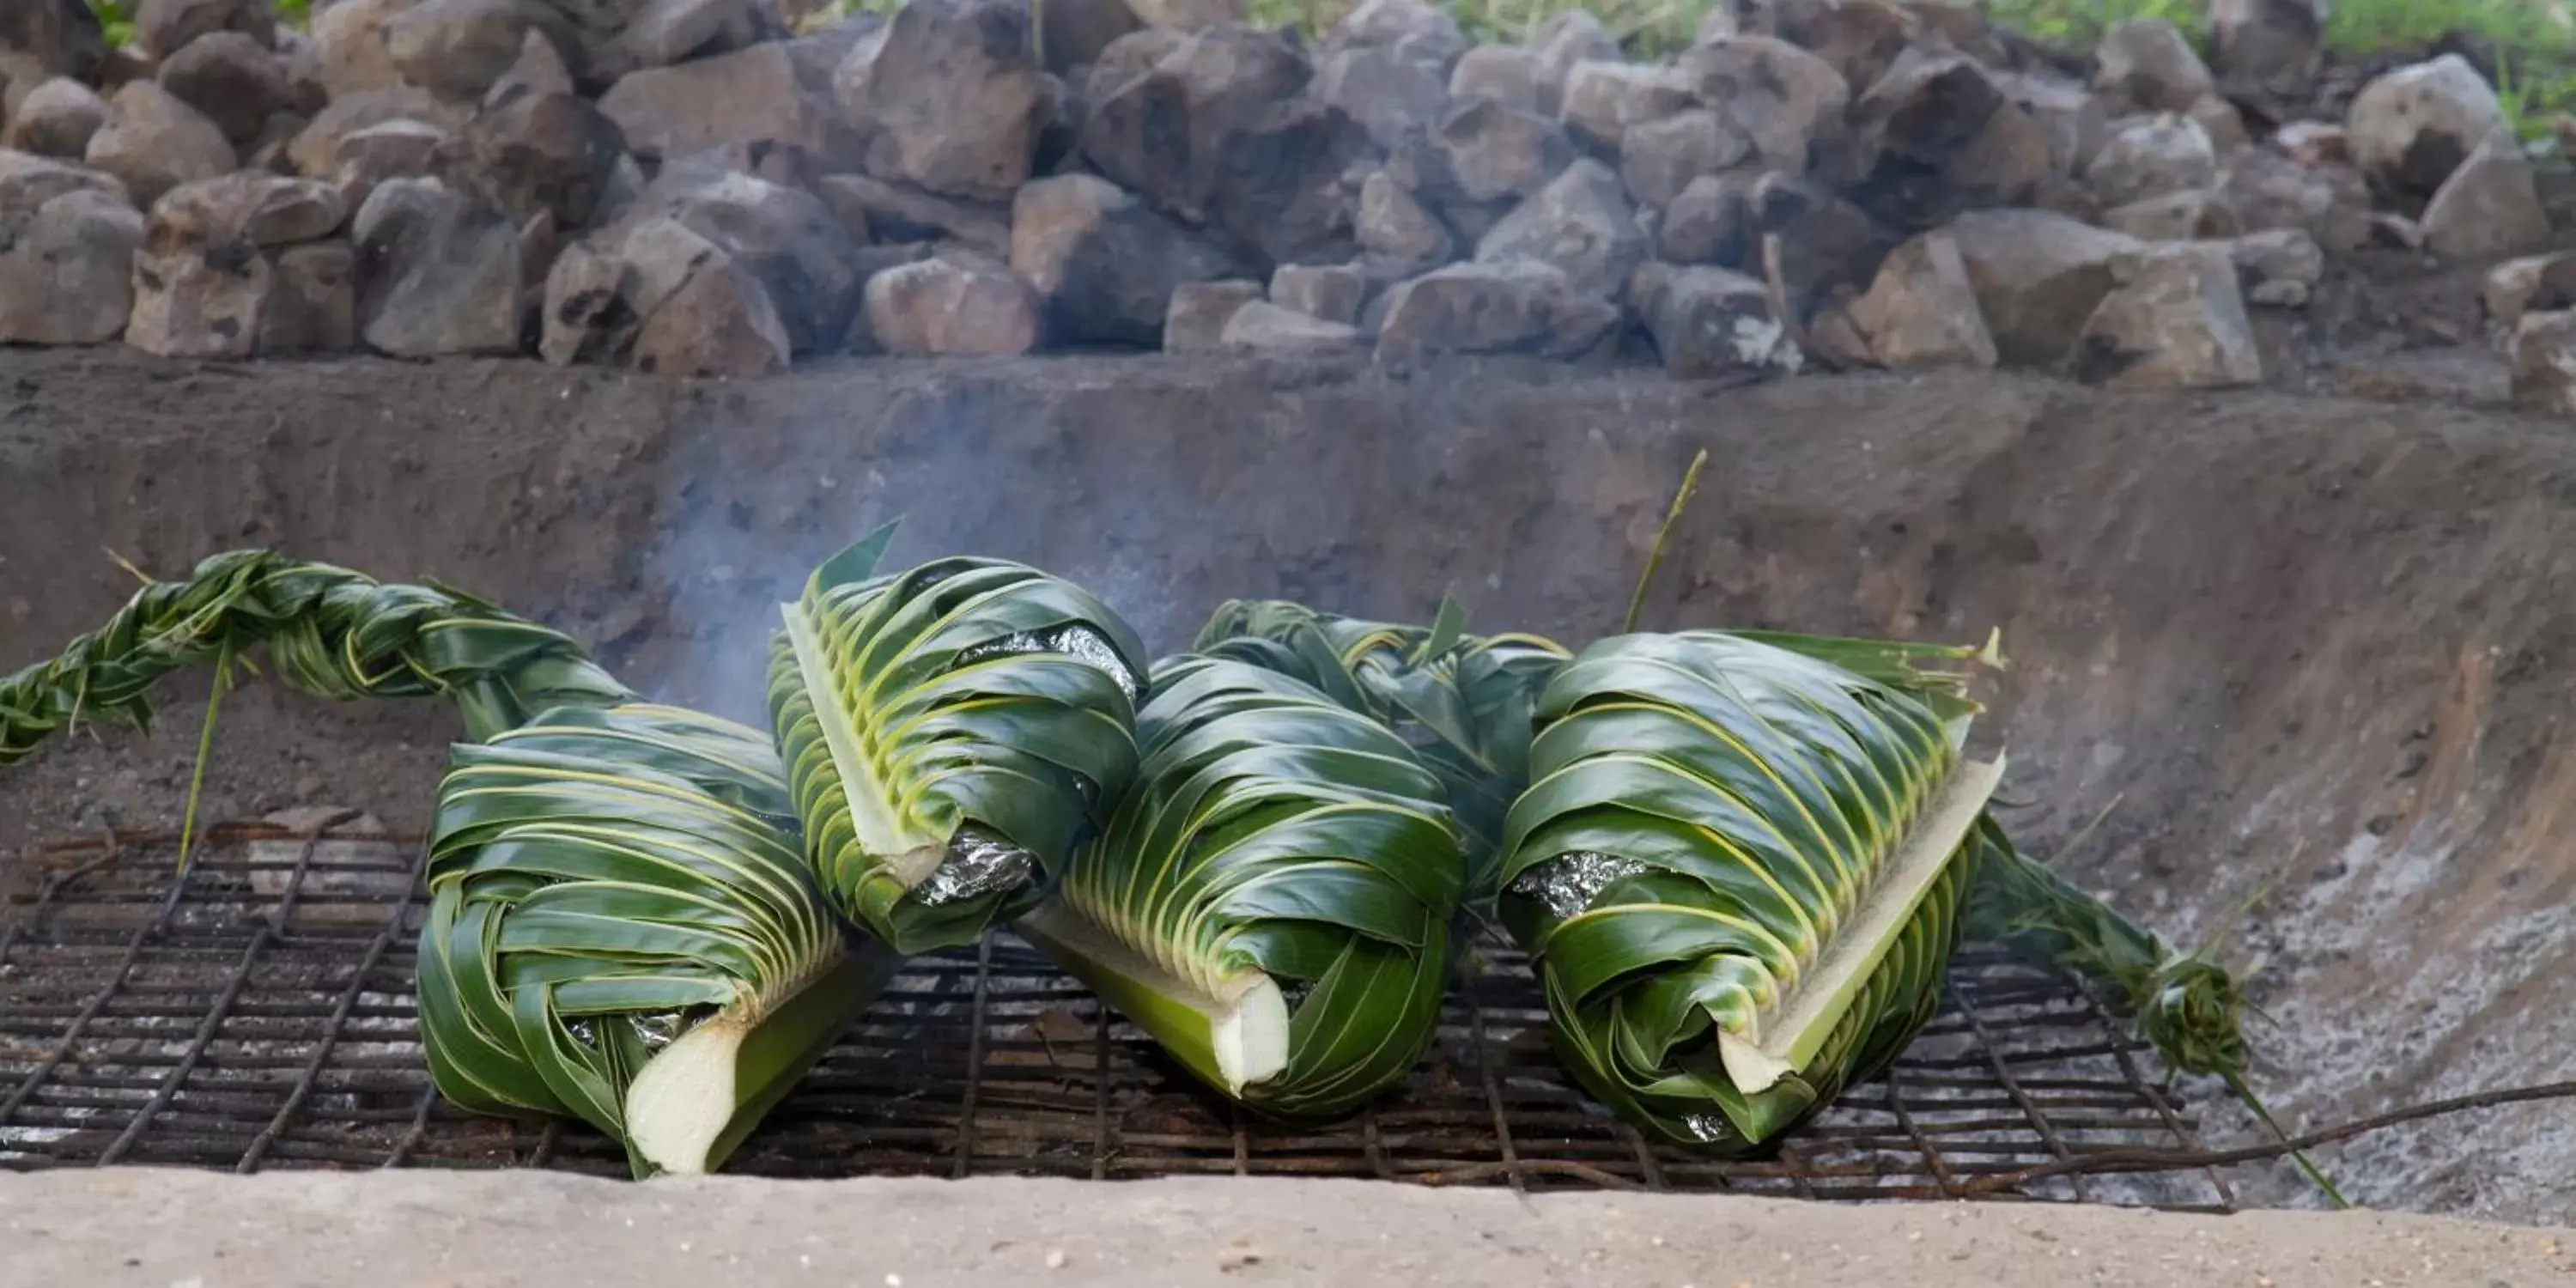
1,550,632,764
422,703,895,1178
1019,656,1466,1117
1194,598,1571,903
1497,630,2001,1149
767,526,1149,954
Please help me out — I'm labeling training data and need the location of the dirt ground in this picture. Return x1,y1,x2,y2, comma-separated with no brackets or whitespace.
4,1169,2572,1288
3,347,2573,1225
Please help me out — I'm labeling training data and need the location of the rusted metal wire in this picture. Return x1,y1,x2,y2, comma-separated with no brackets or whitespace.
0,822,2248,1207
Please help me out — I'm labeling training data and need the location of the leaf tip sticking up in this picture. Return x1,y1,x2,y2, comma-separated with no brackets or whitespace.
805,518,903,599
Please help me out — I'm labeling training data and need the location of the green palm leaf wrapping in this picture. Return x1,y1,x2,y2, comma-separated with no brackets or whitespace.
422,702,897,1178
1018,656,1467,1117
1,550,633,764
1495,631,2004,1149
767,528,1149,954
1735,629,2264,1087
1194,598,1570,903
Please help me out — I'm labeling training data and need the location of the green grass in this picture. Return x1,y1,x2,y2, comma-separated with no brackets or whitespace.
1983,0,2576,140
85,0,310,47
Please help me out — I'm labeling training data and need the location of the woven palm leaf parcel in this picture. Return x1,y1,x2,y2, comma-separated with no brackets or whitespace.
1018,656,1467,1117
1496,629,2007,1149
766,524,1151,954
1194,598,1571,904
422,702,902,1178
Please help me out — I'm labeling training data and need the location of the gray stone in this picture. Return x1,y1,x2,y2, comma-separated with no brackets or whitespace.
1528,11,1616,117
2482,252,2576,328
538,219,688,366
633,250,791,377
1269,261,1368,325
1220,298,1360,350
1996,70,2110,177
1122,0,1245,31
1036,0,1138,74
242,111,313,176
1328,0,1466,68
331,118,448,210
1372,259,1619,362
599,44,852,167
1556,59,1693,153
619,0,783,71
1627,260,1800,380
2086,112,2216,207
1449,45,1539,112
834,0,1052,204
383,0,566,103
1356,168,1453,265
158,31,294,144
2188,94,2251,155
2072,243,2260,387
133,0,275,59
152,171,347,246
859,252,1040,355
1079,27,1373,268
1764,0,1918,100
84,81,233,209
0,188,141,343
0,149,127,215
2245,276,2306,307
485,29,575,106
1944,206,2143,368
352,176,523,355
1679,36,1848,174
1421,98,1575,217
127,240,271,357
1847,230,1996,368
1010,172,1240,346
2093,18,2214,112
313,0,418,96
1747,171,1889,311
289,87,460,177
0,0,109,82
1474,157,1641,301
274,30,335,116
3,77,107,158
1846,49,2050,230
2102,188,2239,241
641,168,863,354
1313,45,1449,149
2510,308,2576,416
258,240,357,352
2209,0,2327,112
2420,135,2553,261
817,172,1010,258
1616,108,1750,210
2347,54,2509,199
1657,170,1760,265
458,85,626,227
2220,143,2371,253
2227,227,2323,291
2272,120,2348,166
1163,276,1261,351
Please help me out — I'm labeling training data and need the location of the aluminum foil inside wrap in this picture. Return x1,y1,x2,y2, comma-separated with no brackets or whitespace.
915,826,1036,907
1507,851,1651,920
632,1005,714,1053
957,625,1145,702
1680,1113,1735,1145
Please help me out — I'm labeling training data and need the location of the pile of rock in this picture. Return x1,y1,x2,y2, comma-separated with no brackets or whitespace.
0,0,2561,389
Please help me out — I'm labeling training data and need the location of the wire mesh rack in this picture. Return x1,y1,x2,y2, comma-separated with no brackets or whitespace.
0,817,2244,1210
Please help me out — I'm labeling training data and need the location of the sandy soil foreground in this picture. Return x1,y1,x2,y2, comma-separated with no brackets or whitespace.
3,1170,2571,1288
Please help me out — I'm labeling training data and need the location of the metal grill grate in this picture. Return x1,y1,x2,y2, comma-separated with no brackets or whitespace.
0,820,2241,1210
